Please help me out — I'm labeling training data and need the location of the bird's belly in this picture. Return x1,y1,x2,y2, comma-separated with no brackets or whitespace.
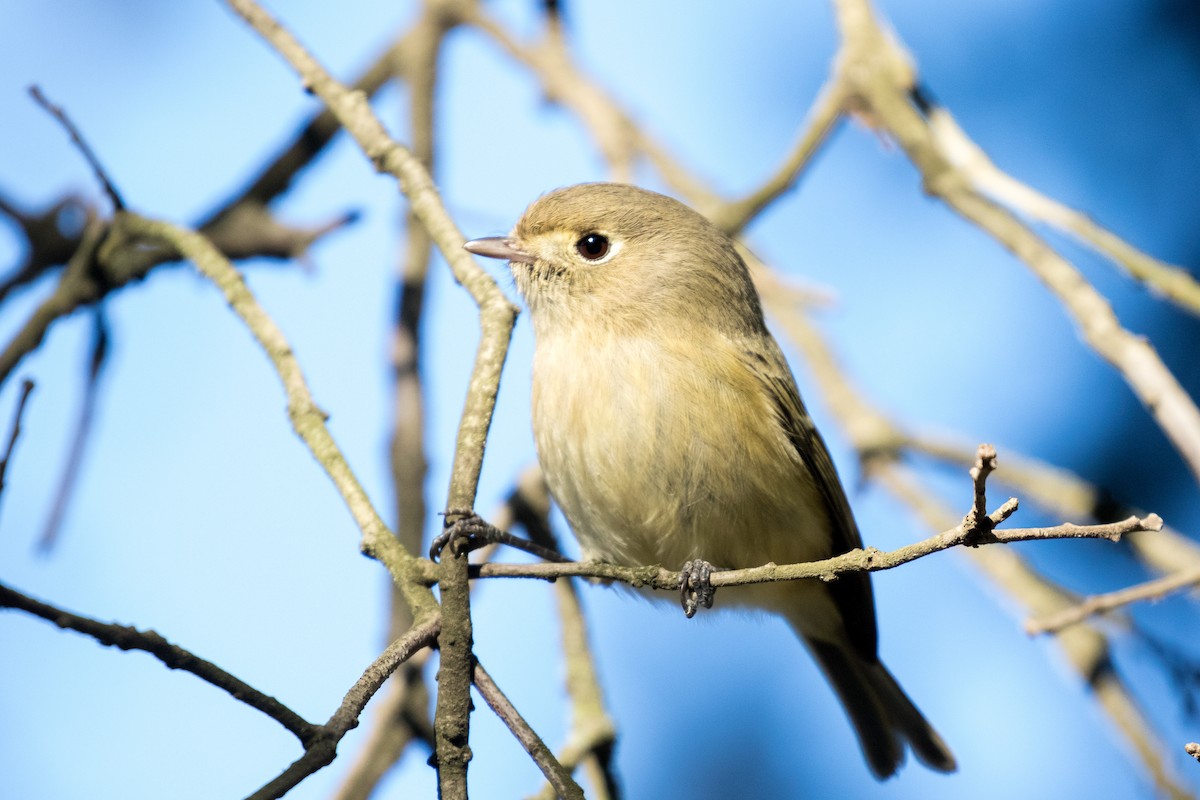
531,334,831,571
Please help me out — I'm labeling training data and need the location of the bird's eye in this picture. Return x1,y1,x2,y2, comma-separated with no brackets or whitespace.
575,233,610,261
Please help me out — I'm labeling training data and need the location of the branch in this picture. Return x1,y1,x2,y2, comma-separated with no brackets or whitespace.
453,2,721,207
0,193,93,303
1,87,364,392
247,616,442,800
1027,563,1200,636
506,467,619,800
0,378,34,508
711,75,847,236
29,86,125,211
0,217,106,389
336,5,453,795
37,307,108,551
830,0,1200,487
447,512,1159,590
922,99,1200,317
0,580,315,744
219,3,525,795
112,213,434,618
472,660,584,800
875,464,1193,800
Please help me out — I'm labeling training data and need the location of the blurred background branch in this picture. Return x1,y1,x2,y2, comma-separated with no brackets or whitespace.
1,0,1197,798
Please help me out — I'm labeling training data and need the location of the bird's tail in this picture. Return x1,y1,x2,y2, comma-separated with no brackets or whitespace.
807,638,957,779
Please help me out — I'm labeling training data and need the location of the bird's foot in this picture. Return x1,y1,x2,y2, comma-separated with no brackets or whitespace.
679,559,718,618
429,508,569,563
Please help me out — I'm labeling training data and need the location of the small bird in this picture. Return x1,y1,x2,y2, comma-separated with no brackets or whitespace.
464,183,955,778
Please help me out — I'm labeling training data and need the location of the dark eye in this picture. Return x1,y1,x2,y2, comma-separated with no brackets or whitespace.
575,233,610,260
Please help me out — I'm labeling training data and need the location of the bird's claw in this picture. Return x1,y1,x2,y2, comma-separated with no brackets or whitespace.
679,559,717,618
429,510,496,561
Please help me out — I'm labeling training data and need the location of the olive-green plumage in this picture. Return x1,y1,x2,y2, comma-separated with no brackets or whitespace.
465,183,955,778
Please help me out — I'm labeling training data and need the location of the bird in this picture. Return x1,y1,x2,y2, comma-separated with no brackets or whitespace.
463,182,955,778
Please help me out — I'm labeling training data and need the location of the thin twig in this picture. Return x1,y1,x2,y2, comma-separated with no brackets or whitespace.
453,2,720,207
113,213,434,616
876,464,1192,800
28,85,125,211
962,443,1000,539
246,616,442,800
1027,563,1200,636
507,467,620,800
472,660,584,800
38,307,108,552
0,378,35,507
924,104,1200,317
0,580,316,743
219,4,522,795
410,511,1161,591
336,5,452,796
713,75,847,236
829,0,1200,487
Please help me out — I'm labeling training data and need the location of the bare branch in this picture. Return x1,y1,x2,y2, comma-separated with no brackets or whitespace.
712,76,847,236
0,580,315,743
0,193,93,302
28,85,125,211
924,103,1200,317
875,464,1192,800
1027,563,1200,636
0,217,106,389
447,512,1160,591
336,5,452,796
0,378,34,509
506,468,620,800
453,2,721,206
112,212,434,616
473,660,584,800
247,616,442,800
218,3,529,794
829,0,1200,487
37,307,108,552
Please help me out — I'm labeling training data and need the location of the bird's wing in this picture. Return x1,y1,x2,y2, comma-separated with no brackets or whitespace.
743,335,879,659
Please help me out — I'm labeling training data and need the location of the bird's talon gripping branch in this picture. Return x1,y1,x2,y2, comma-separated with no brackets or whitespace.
430,509,571,564
430,510,493,560
679,559,718,618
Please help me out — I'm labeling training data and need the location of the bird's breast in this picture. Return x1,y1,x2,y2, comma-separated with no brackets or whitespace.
530,328,830,570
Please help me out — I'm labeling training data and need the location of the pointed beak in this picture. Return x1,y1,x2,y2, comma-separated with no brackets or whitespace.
463,236,535,264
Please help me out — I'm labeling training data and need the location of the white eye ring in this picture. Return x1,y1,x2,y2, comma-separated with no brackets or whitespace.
573,233,620,264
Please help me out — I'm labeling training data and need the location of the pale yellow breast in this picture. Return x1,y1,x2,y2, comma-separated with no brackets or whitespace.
531,326,832,571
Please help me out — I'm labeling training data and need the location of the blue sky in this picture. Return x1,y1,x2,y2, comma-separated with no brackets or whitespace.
2,1,1199,798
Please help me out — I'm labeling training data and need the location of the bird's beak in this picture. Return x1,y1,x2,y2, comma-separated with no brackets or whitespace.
463,236,535,264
